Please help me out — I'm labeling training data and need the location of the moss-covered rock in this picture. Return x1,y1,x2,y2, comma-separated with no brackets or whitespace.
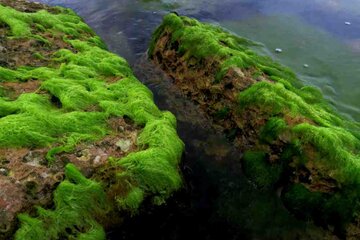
0,2,183,239
149,13,360,237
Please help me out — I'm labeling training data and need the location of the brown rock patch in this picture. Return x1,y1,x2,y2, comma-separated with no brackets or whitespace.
0,117,141,237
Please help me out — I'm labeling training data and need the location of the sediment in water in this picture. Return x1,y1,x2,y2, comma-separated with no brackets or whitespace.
149,13,360,238
0,1,183,239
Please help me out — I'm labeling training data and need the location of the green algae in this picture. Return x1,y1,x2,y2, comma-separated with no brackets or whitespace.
15,164,108,240
283,183,360,234
116,114,183,207
239,81,360,185
149,13,299,84
242,151,282,189
149,13,360,231
0,4,183,238
0,4,93,38
259,117,288,144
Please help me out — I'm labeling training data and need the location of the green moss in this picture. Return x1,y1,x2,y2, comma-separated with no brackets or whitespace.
242,151,282,189
15,164,108,240
237,81,360,188
116,113,183,210
282,184,324,221
148,13,299,85
214,106,230,119
283,184,360,229
0,86,7,97
0,5,93,39
0,66,21,82
32,52,46,60
259,117,288,144
116,187,144,214
0,4,184,238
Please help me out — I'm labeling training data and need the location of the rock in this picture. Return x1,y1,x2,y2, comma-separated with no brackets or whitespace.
116,139,132,152
149,13,360,238
93,155,101,165
22,151,44,166
0,180,26,236
0,3,183,239
77,149,91,161
0,168,8,176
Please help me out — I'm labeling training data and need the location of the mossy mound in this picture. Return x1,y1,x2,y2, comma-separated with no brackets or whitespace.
149,13,360,237
0,2,183,239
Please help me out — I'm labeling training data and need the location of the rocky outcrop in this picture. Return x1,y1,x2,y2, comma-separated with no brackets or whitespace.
149,13,360,238
0,2,183,239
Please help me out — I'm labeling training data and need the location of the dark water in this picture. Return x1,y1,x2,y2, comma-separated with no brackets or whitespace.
32,0,360,239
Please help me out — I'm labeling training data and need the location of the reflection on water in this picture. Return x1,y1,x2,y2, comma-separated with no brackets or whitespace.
31,0,359,239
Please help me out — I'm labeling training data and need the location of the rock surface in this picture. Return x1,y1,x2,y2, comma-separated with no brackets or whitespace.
149,13,360,239
0,1,183,239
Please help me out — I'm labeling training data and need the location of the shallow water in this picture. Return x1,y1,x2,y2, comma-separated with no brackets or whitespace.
31,0,360,239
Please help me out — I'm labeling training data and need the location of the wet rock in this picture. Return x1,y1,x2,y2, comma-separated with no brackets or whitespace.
0,3,183,239
116,139,132,152
22,151,45,166
149,13,360,238
77,149,91,162
93,155,101,165
0,180,26,235
0,168,8,176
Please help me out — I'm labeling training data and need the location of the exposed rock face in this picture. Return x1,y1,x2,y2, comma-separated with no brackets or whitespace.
149,13,360,238
0,1,183,239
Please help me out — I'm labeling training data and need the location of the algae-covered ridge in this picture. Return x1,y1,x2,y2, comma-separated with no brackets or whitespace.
0,3,183,239
149,13,360,234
